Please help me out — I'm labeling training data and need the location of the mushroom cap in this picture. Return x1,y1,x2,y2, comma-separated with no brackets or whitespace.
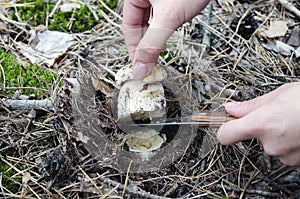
125,129,166,152
115,64,167,86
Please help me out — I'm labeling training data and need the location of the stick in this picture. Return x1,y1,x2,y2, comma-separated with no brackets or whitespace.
49,0,63,18
278,0,300,18
216,184,281,197
0,98,53,111
98,175,168,199
83,0,99,21
202,1,212,49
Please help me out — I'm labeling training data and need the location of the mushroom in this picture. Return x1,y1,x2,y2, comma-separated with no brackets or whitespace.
120,129,166,153
116,65,167,122
115,64,167,87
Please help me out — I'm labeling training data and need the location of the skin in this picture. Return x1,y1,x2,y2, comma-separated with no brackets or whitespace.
122,0,300,170
123,0,210,79
218,82,300,171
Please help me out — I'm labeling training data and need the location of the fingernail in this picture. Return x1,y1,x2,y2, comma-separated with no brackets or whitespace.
133,61,153,79
225,101,241,108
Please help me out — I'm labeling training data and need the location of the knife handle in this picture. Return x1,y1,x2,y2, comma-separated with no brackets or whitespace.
191,111,236,127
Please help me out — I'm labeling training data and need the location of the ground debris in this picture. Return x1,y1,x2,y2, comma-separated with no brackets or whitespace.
0,0,300,198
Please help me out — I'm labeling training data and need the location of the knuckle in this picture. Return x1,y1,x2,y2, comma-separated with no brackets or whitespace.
261,139,287,157
263,145,281,157
279,156,298,167
135,47,161,60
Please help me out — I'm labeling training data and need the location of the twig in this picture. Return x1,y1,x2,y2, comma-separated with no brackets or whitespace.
0,98,53,111
83,0,99,21
278,0,300,18
163,183,179,197
98,175,169,199
99,0,122,21
216,184,280,197
122,161,132,197
78,166,104,195
202,1,212,49
0,173,7,199
48,0,63,18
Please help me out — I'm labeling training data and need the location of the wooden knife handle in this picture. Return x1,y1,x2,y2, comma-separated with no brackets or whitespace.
191,111,236,127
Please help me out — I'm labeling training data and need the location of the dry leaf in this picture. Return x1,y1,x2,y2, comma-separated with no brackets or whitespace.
276,40,295,56
17,30,74,67
91,77,113,96
295,47,300,58
262,40,295,56
21,172,31,197
264,20,288,38
287,26,300,47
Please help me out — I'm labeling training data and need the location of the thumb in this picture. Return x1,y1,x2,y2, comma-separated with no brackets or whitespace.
133,27,174,79
217,107,267,145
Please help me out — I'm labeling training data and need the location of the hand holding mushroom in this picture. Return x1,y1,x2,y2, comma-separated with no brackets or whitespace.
122,0,210,79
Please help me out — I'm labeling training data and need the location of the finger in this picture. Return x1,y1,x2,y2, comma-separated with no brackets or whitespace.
279,150,300,168
224,89,280,118
131,0,211,78
133,27,174,79
150,0,211,30
123,0,151,60
217,107,270,145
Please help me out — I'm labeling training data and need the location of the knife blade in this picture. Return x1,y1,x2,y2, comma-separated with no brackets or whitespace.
124,111,236,128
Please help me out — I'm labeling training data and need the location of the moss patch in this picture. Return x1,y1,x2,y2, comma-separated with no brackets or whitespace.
12,0,118,32
0,150,21,194
0,48,56,99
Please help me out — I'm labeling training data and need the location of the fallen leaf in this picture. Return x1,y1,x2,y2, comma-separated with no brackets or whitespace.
287,26,300,47
276,40,295,56
91,77,113,96
262,40,295,56
17,30,74,67
264,20,288,38
295,47,300,58
21,172,31,197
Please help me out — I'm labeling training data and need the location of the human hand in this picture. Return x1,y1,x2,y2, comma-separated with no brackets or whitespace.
122,0,210,79
217,82,300,170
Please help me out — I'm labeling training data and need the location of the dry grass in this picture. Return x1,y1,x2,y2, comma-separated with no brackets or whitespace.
1,0,300,198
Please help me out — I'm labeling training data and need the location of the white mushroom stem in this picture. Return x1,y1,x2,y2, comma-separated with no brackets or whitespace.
117,80,166,121
116,65,167,122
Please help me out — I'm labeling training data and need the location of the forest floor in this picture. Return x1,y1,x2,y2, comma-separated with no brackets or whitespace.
0,0,300,198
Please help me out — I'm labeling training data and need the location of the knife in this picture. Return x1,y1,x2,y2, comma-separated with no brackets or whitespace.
125,111,237,128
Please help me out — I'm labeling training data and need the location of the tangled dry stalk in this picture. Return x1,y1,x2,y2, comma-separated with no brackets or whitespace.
0,0,300,198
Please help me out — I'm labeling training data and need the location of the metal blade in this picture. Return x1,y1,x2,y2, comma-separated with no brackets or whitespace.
127,121,224,127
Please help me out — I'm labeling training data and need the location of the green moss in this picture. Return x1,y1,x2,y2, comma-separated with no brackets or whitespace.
160,50,179,64
0,48,56,99
0,150,21,194
0,162,21,193
12,0,118,32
